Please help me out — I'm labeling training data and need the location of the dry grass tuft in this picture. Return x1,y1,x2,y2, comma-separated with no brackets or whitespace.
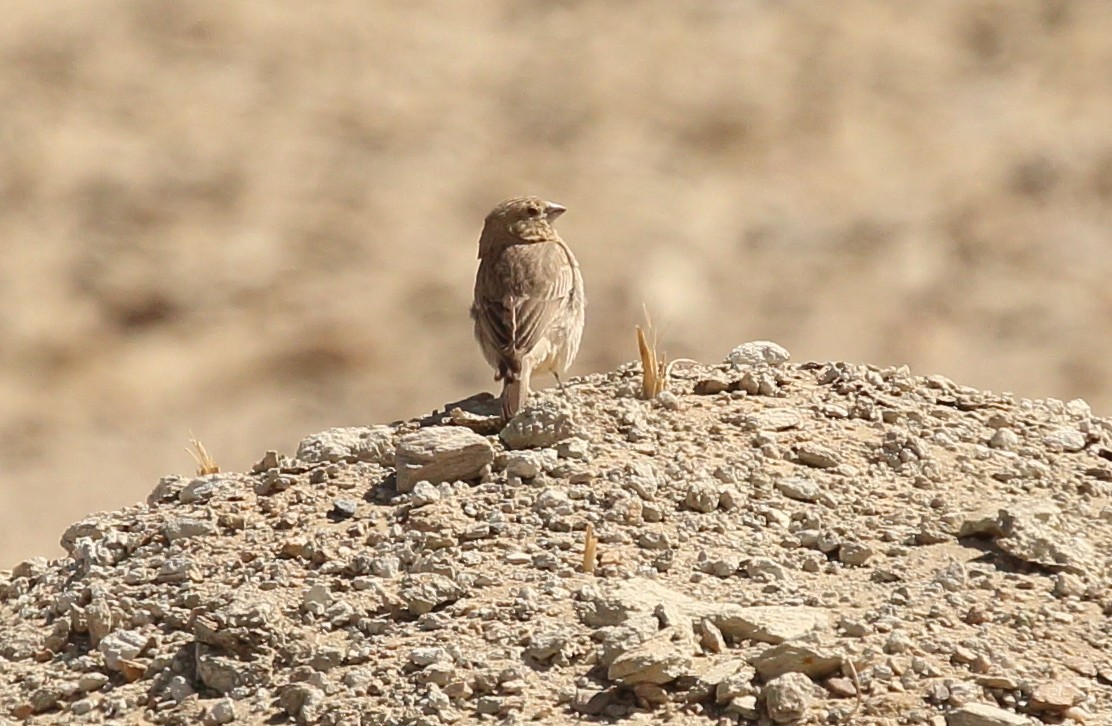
582,522,598,574
187,433,220,476
636,306,668,399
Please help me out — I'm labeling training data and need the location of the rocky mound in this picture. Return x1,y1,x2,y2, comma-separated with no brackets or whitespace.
2,343,1110,725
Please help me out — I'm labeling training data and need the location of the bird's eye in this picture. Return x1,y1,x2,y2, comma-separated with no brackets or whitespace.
527,205,541,217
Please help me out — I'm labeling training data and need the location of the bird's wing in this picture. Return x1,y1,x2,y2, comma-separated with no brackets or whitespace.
511,261,576,356
473,247,575,373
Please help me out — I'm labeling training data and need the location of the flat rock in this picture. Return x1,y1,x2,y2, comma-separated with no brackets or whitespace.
1027,681,1084,712
750,642,842,680
996,508,1095,573
578,580,829,647
395,427,493,493
946,703,1036,726
1042,427,1086,453
748,409,803,432
776,476,820,502
710,605,830,644
606,635,693,685
794,444,839,469
163,516,216,541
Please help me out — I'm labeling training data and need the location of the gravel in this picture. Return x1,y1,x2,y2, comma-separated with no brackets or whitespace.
0,344,1109,724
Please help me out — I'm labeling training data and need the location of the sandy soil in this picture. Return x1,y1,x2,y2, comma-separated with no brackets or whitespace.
1,350,1109,724
4,1,1112,564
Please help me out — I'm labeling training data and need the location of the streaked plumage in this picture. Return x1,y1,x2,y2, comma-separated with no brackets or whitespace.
471,196,585,419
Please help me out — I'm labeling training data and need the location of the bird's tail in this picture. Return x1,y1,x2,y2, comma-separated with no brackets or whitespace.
501,367,531,420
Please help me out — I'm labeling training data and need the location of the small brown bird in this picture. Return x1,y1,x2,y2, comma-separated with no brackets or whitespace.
471,196,585,419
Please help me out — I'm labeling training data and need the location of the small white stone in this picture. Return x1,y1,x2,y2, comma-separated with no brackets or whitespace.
727,341,791,367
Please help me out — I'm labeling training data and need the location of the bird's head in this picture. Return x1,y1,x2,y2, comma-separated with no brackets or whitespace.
483,196,566,244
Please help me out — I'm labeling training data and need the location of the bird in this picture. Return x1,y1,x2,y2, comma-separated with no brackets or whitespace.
471,196,585,420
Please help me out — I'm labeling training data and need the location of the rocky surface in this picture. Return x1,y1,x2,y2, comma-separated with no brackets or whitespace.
2,345,1111,725
8,1,1112,570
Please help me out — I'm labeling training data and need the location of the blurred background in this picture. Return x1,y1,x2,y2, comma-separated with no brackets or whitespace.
2,0,1111,566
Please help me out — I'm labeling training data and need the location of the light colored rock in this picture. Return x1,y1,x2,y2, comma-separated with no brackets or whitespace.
764,672,815,723
77,672,109,692
794,444,839,469
410,647,449,667
776,476,819,502
86,596,113,646
1028,681,1084,712
727,341,791,367
99,630,151,672
578,579,829,650
1042,427,1085,453
959,508,1005,538
162,516,216,541
684,480,720,513
957,502,1092,572
179,474,249,504
607,636,693,685
699,618,726,654
205,697,237,724
505,449,556,479
974,675,1019,691
301,584,332,615
946,702,1035,726
524,631,570,663
410,480,441,506
746,557,791,582
750,642,842,680
297,425,394,465
147,475,188,504
711,605,830,644
595,618,659,667
725,694,760,719
163,674,196,703
838,540,874,567
280,682,325,722
997,507,1094,573
500,399,576,449
694,373,731,395
748,409,803,432
400,573,465,615
395,427,493,492
70,698,96,716
988,428,1019,450
713,662,758,702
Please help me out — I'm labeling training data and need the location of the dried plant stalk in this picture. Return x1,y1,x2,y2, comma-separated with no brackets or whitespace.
637,305,669,398
187,433,220,476
582,522,598,574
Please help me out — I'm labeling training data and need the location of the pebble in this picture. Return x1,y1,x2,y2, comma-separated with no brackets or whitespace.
684,481,720,513
330,498,358,519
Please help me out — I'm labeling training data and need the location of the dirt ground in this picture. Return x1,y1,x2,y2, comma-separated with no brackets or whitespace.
4,1,1112,565
1,349,1109,724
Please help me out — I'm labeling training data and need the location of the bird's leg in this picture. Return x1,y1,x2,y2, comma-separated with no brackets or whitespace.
553,371,566,392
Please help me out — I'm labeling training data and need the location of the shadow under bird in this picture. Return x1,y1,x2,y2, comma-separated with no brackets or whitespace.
471,196,585,419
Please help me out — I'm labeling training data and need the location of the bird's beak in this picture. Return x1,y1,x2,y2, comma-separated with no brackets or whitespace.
544,202,566,220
